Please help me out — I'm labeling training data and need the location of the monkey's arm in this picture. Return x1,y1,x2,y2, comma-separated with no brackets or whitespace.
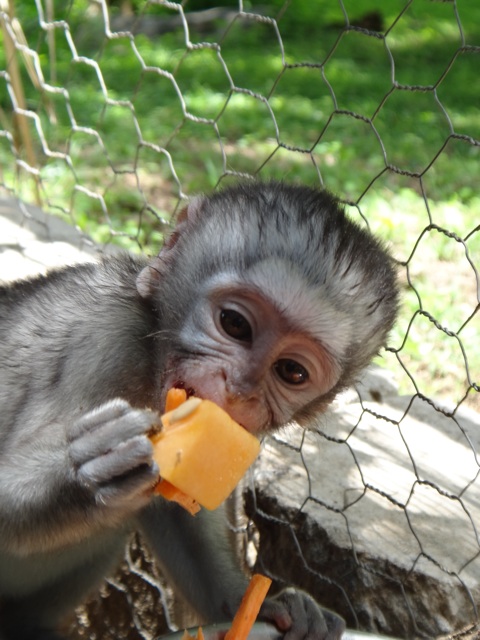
0,400,159,555
138,501,345,640
138,501,248,621
0,259,163,555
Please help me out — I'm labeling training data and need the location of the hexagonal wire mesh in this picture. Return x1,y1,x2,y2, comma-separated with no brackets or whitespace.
0,1,478,639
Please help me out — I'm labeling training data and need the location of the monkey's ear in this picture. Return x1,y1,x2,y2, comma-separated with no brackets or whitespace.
136,196,205,299
174,195,205,225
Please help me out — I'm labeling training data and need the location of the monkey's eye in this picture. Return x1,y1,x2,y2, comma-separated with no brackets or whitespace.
220,309,253,343
274,359,309,385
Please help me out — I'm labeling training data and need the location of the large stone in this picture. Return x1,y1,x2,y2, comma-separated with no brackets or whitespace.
247,371,480,638
0,197,98,282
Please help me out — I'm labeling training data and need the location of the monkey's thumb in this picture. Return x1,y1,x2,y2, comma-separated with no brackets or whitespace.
260,599,293,631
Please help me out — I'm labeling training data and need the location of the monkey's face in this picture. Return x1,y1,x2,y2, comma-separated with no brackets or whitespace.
138,182,398,434
158,270,340,435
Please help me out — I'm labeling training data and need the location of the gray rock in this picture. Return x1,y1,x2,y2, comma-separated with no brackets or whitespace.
248,379,480,638
0,197,99,282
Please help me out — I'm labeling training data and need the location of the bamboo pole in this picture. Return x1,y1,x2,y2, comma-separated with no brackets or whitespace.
1,0,41,204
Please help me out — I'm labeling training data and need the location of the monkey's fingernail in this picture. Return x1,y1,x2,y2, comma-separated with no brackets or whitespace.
275,612,293,631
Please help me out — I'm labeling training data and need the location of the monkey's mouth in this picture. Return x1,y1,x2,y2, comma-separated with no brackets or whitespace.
169,381,249,431
172,381,196,398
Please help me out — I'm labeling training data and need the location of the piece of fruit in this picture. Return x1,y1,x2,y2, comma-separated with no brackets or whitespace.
151,391,260,511
225,574,272,640
164,387,188,412
181,627,204,640
154,478,201,515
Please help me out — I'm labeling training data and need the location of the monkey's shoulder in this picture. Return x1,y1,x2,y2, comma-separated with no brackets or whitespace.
0,253,148,307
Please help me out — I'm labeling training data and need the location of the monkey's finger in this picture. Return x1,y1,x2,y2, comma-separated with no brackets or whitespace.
282,595,344,640
284,594,319,640
260,597,293,632
95,464,160,509
76,435,156,489
262,589,345,640
69,408,160,465
69,399,132,437
318,609,345,640
69,399,160,442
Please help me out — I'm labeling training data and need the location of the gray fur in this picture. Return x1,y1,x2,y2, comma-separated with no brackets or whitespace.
0,182,398,640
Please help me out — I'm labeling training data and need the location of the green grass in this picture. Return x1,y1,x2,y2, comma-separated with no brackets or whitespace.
0,0,479,408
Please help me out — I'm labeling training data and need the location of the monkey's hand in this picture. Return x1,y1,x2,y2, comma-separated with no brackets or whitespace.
68,399,160,514
259,588,345,640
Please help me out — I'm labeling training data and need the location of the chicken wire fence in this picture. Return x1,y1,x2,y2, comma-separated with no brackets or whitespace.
0,1,479,639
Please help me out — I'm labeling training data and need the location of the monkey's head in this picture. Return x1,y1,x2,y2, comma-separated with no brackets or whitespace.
137,181,398,434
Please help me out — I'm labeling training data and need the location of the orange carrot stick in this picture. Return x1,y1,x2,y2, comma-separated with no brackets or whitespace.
165,387,188,412
181,626,204,640
225,574,272,640
154,479,201,516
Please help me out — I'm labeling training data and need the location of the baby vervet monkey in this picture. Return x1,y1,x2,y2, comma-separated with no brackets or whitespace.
0,181,398,640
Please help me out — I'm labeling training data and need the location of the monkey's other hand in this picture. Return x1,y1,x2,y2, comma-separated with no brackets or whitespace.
259,588,345,640
68,399,160,510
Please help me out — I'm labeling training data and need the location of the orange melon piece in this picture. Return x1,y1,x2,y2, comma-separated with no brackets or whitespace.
151,394,260,511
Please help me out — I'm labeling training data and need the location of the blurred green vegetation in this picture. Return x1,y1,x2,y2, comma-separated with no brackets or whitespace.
0,0,479,407
2,1,479,206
